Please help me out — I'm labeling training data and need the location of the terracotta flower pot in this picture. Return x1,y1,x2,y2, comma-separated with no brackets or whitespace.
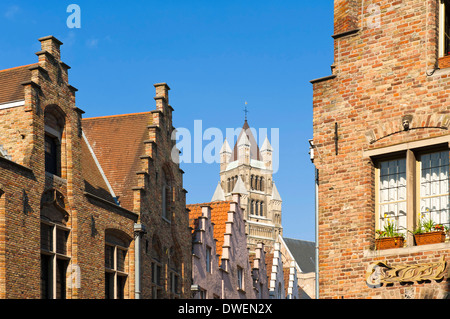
414,231,446,246
375,236,405,250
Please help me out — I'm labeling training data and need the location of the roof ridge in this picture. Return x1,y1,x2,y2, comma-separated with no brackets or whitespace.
83,111,152,121
187,201,232,207
0,63,37,73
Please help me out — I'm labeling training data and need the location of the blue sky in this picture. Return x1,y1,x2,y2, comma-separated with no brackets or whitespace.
0,1,334,242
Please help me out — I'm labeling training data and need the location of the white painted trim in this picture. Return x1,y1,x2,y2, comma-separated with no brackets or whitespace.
82,132,118,203
440,0,445,58
0,100,25,110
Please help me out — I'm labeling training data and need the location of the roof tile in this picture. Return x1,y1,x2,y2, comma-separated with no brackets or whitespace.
0,64,36,104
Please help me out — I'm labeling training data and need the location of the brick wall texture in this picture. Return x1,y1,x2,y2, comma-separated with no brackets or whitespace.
312,0,450,299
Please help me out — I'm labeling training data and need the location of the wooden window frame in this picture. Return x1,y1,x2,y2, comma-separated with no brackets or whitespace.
40,219,70,299
371,140,450,247
105,242,129,299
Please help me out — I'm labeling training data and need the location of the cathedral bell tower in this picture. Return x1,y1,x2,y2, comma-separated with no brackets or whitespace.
211,119,282,252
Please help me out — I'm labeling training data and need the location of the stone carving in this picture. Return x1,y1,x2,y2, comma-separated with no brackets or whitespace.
401,114,413,131
366,256,447,288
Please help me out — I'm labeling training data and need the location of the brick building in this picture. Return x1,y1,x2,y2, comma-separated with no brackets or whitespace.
188,195,269,299
0,36,191,299
311,1,450,298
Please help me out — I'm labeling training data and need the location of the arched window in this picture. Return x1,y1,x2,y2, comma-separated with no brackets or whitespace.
250,200,254,215
260,177,264,192
44,106,65,177
255,200,259,216
250,175,254,190
260,201,264,217
105,230,131,299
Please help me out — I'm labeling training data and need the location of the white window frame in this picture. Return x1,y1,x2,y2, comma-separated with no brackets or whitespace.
237,266,244,291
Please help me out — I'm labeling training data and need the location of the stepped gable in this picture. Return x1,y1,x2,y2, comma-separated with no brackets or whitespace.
187,201,232,264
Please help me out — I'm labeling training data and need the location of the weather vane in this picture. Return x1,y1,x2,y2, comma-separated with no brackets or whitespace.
244,101,249,121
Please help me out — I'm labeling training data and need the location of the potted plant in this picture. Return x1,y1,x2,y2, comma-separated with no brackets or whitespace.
375,218,405,250
413,213,447,246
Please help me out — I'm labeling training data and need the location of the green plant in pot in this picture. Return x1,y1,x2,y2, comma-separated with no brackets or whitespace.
375,217,405,250
413,212,447,246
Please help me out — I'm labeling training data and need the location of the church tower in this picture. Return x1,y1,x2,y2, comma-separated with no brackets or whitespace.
212,119,282,252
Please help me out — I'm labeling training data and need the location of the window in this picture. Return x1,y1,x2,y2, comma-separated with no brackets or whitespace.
199,289,207,299
151,236,163,299
378,158,407,236
151,261,162,298
237,266,244,291
45,134,59,175
439,0,450,58
44,106,65,177
40,220,70,299
375,148,450,245
206,246,212,273
161,170,171,221
105,234,129,299
169,248,181,298
420,151,449,228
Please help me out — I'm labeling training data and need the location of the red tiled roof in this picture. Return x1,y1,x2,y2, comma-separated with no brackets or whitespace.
82,112,152,211
187,201,232,263
81,136,116,204
0,64,37,104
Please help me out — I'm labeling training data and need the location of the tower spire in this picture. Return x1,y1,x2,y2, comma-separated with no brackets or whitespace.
244,101,249,122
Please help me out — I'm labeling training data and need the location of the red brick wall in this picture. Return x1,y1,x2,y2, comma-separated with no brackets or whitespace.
312,0,450,298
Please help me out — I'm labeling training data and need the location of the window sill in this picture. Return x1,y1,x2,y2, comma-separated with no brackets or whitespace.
438,55,450,69
162,216,171,224
45,171,67,184
364,241,450,258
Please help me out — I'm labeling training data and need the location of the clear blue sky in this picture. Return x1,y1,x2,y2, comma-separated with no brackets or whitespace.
0,1,334,242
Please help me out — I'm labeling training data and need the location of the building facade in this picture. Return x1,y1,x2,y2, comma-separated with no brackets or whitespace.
214,120,283,252
311,1,450,298
0,36,191,299
188,194,269,299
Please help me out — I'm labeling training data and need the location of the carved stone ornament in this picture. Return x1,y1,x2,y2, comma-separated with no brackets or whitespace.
40,188,68,223
366,256,447,288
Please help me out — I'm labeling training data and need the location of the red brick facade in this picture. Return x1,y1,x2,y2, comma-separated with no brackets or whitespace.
0,36,190,299
312,1,450,298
